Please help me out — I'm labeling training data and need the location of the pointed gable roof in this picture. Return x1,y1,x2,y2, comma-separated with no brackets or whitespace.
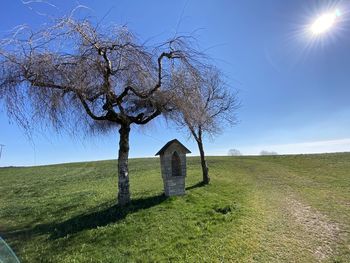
155,139,191,156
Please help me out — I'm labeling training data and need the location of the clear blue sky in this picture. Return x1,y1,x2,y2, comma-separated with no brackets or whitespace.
1,0,350,166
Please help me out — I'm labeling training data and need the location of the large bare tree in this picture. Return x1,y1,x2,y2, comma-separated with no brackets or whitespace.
0,16,204,205
171,67,239,184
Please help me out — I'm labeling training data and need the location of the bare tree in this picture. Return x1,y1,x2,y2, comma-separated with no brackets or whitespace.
0,16,206,205
171,67,239,184
260,150,278,156
228,148,241,156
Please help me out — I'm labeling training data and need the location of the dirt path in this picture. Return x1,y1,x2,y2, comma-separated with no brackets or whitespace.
248,159,344,262
284,195,340,262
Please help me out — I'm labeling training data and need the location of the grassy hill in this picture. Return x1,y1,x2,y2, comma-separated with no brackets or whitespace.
0,154,349,262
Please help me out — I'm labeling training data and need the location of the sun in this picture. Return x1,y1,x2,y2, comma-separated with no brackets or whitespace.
310,9,341,35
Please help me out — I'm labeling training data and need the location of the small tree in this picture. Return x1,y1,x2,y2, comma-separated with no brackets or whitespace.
228,149,241,156
171,67,239,184
260,150,278,156
0,16,207,205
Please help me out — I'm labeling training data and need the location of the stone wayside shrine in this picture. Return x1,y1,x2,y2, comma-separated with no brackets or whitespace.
155,139,191,196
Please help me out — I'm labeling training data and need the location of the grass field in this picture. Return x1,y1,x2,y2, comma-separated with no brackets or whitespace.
0,153,349,262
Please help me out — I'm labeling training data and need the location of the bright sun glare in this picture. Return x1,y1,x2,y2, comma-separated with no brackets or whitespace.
310,9,341,35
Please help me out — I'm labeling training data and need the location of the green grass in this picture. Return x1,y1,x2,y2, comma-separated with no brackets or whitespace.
1,153,349,262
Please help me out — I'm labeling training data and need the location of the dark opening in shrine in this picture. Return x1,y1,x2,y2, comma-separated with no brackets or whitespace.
171,151,182,177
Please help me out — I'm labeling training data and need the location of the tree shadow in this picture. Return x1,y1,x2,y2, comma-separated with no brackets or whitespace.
186,181,206,191
4,183,206,241
4,194,167,240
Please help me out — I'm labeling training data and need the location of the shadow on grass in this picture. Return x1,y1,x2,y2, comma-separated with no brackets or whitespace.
186,181,206,191
4,185,205,241
4,194,167,240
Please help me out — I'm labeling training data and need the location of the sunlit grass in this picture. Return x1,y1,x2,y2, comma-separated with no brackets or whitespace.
0,154,349,262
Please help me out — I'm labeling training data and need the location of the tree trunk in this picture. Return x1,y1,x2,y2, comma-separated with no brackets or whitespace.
197,139,209,184
117,123,131,206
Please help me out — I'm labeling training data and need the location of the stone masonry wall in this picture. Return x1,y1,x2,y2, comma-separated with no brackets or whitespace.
160,142,187,196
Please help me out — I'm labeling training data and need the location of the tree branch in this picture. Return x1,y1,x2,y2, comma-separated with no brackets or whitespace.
149,51,182,95
132,109,161,124
76,94,107,121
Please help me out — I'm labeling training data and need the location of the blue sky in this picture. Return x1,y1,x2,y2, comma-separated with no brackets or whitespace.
1,0,350,166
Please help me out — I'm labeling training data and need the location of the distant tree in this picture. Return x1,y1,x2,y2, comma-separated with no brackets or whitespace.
170,67,239,184
228,149,241,156
260,150,278,156
0,16,210,205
